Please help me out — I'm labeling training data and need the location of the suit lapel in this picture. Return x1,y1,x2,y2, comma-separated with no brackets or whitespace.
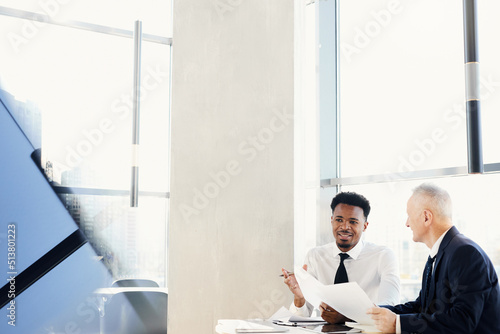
425,226,460,312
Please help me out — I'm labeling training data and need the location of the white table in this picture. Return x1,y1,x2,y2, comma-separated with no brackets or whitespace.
215,319,380,334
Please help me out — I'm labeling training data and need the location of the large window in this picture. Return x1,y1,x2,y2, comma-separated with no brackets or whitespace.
297,0,500,303
343,175,500,302
340,0,466,177
0,2,171,287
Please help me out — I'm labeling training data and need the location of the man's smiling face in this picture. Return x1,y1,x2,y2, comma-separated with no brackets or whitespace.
331,203,368,252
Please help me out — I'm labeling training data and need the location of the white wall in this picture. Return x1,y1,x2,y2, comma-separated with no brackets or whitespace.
169,1,294,333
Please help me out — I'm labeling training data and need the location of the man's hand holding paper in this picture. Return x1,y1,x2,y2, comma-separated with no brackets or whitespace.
293,265,376,326
319,302,350,324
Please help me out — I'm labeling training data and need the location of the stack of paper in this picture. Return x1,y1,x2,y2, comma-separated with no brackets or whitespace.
293,265,380,329
270,307,363,332
345,322,381,333
216,319,289,333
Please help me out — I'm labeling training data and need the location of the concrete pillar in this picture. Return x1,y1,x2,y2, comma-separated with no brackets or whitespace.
169,1,294,333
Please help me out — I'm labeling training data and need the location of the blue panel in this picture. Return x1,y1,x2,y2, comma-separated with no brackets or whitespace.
0,91,78,273
0,243,111,333
0,90,113,332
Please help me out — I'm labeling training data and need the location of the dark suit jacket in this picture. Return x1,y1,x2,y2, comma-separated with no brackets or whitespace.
383,226,500,334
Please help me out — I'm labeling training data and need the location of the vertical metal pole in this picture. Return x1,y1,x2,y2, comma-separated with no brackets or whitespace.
131,20,142,207
463,0,483,174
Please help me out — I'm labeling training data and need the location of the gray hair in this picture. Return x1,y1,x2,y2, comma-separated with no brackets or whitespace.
412,183,453,219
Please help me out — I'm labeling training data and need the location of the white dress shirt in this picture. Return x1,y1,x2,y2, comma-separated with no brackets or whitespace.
290,240,401,316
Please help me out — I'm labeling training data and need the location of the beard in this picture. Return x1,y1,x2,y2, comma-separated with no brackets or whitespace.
336,241,353,250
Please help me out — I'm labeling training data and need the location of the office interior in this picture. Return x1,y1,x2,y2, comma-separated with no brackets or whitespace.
0,1,499,333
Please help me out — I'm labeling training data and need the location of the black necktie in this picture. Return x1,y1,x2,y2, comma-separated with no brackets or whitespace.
423,255,435,306
334,253,349,284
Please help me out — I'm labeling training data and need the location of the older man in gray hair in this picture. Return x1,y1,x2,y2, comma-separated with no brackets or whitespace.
368,183,500,333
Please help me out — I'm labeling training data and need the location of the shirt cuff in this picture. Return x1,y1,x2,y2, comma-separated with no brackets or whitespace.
289,301,310,317
396,315,401,334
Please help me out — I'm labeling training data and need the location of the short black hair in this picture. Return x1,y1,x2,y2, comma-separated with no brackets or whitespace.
330,192,371,220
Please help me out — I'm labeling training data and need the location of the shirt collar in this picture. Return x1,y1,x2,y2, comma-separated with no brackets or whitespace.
336,239,364,260
430,227,452,258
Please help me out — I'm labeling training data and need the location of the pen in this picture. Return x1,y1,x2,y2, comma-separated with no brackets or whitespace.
278,272,294,277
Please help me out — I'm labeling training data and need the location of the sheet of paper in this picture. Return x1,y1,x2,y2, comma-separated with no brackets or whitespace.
268,306,327,327
345,322,381,333
216,320,289,333
268,306,294,322
294,266,376,325
288,315,325,323
293,265,325,309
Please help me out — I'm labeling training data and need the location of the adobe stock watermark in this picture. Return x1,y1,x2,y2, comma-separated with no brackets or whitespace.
178,107,293,222
383,73,500,189
247,288,286,319
213,0,244,20
6,223,17,327
58,295,103,334
63,64,169,169
406,278,468,333
7,0,74,54
341,0,403,64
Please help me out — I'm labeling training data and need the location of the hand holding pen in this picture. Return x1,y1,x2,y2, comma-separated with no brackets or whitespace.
281,265,307,307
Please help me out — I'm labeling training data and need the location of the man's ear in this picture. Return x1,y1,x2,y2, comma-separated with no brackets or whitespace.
363,221,369,232
423,209,433,226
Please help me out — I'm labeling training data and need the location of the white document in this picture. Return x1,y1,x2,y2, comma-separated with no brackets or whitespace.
294,265,376,326
268,306,327,327
345,322,381,333
268,306,295,322
216,320,289,333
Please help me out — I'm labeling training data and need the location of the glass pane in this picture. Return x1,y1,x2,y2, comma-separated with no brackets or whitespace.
58,193,168,286
478,0,500,164
0,0,172,36
0,15,170,192
318,0,338,180
0,243,112,333
0,13,169,289
138,41,171,192
339,0,467,177
304,2,318,184
296,3,320,266
343,173,500,302
0,93,78,273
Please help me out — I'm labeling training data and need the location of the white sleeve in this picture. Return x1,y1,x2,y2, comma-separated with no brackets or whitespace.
288,250,316,317
376,248,401,305
288,300,313,317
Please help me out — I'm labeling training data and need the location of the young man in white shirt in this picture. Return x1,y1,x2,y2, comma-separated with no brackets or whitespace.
282,191,400,324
